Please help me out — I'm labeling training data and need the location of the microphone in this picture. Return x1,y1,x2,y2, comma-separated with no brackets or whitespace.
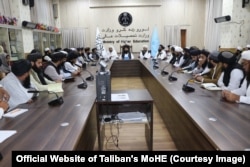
27,90,64,106
85,69,94,81
152,59,159,69
161,63,170,76
168,71,178,81
182,79,195,92
78,76,88,89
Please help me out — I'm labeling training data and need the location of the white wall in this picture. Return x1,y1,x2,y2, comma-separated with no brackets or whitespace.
220,0,250,48
59,0,206,52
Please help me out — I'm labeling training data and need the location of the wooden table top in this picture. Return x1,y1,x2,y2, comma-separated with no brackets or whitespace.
140,59,250,150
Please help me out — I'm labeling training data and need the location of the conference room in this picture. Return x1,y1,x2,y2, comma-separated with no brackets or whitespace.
0,0,250,166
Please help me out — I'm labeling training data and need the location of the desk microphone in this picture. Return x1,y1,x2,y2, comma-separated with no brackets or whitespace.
27,90,64,106
85,69,94,81
78,76,88,89
182,79,195,92
168,71,178,81
152,59,159,69
161,63,170,76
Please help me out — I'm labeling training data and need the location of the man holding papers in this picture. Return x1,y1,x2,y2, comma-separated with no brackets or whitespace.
27,52,63,92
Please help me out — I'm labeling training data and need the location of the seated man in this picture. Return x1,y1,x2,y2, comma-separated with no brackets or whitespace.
139,45,151,59
192,49,210,75
0,85,10,119
155,44,166,60
182,49,200,72
43,47,52,62
106,45,118,60
89,48,100,61
0,59,34,110
64,51,81,75
194,51,223,84
222,50,250,104
27,52,57,91
119,45,134,60
217,51,244,90
44,52,65,82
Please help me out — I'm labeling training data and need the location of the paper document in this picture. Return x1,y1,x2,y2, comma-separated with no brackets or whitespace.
3,108,28,118
0,130,17,143
201,83,222,91
48,83,64,93
111,93,129,101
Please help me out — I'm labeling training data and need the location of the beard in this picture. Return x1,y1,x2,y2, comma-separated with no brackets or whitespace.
22,76,31,89
32,65,42,73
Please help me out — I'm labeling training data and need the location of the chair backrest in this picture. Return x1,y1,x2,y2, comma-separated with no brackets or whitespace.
120,45,133,53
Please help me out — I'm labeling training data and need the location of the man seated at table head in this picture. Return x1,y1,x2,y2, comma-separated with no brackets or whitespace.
119,45,134,60
0,85,9,118
194,50,223,84
139,45,151,59
217,51,245,91
27,52,56,91
0,59,35,110
222,50,250,104
43,52,65,82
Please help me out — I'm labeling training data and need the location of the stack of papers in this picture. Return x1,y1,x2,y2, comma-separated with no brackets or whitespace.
201,83,222,91
111,93,129,101
0,130,17,143
3,108,28,118
48,83,63,93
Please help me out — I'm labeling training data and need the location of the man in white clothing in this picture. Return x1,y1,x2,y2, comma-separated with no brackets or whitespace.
106,45,118,60
0,59,34,110
139,45,151,59
119,45,134,60
27,52,57,91
217,51,244,91
222,50,250,104
155,44,166,60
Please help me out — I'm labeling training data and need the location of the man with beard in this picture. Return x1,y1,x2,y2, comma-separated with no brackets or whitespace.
194,51,223,84
139,45,151,59
222,50,250,104
217,51,244,90
155,44,166,60
27,52,57,91
0,59,34,110
119,45,134,60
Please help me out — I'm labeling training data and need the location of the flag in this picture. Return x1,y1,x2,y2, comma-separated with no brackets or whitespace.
95,27,106,57
150,27,160,58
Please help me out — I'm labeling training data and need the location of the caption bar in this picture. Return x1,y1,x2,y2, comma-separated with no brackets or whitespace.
12,151,249,166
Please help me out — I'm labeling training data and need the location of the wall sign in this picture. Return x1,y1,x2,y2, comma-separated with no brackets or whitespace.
118,12,132,27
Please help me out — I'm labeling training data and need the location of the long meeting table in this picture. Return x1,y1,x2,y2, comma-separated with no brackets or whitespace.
0,59,250,166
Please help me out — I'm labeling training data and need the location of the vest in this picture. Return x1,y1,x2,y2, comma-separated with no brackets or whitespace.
43,61,60,81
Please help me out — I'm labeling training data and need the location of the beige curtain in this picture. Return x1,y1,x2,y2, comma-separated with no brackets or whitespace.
30,0,55,26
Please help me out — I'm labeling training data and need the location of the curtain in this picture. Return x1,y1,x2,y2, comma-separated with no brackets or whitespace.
204,0,222,51
61,28,87,49
30,0,55,26
164,25,181,46
0,0,12,16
